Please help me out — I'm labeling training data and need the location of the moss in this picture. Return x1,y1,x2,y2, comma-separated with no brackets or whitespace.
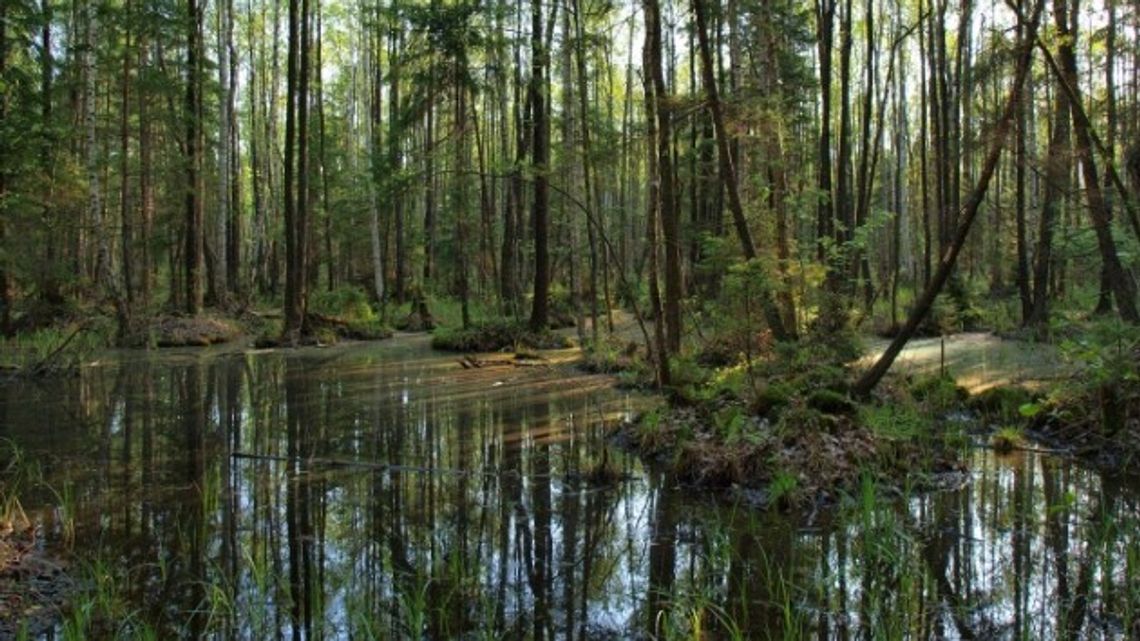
909,374,969,408
750,382,794,418
807,389,857,416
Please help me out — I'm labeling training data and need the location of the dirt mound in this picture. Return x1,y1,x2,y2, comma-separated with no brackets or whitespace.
148,315,241,347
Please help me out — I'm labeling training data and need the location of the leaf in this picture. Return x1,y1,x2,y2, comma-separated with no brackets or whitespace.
1018,402,1043,418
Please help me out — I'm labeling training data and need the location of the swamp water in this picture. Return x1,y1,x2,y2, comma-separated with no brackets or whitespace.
2,336,1139,640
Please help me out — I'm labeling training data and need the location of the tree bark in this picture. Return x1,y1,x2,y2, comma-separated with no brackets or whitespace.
1027,0,1072,327
528,0,551,331
184,0,205,314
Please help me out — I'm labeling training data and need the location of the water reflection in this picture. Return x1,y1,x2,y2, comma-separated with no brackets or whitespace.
2,337,1138,640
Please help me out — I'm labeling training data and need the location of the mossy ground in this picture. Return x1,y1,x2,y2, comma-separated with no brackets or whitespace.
616,372,969,510
431,320,572,352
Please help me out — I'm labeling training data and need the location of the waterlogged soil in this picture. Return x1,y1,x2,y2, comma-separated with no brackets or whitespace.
862,331,1062,393
1,334,1139,639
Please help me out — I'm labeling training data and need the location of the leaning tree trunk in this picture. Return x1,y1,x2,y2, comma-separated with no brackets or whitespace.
853,0,1044,397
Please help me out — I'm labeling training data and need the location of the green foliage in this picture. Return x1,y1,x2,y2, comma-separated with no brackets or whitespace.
431,319,570,352
694,258,783,367
806,388,856,415
1058,317,1140,387
310,286,377,322
966,385,1036,421
860,403,926,441
908,374,968,410
750,381,795,417
767,469,799,508
0,321,112,376
668,355,714,402
990,425,1025,454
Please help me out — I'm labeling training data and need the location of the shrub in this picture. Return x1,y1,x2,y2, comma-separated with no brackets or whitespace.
310,286,376,322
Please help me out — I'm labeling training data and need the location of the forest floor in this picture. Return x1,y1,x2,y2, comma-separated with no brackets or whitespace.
609,328,1086,511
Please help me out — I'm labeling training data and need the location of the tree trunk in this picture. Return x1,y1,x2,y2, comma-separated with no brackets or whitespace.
1027,0,1072,327
643,7,670,386
1014,0,1032,323
423,59,436,284
815,0,836,261
225,0,242,298
118,3,134,308
215,0,232,304
645,0,682,355
572,0,600,344
528,0,551,331
369,17,385,304
389,7,405,303
184,0,205,314
138,34,154,309
0,1,10,333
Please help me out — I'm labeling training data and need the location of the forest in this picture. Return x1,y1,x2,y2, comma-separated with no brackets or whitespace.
0,0,1133,353
3,0,1140,636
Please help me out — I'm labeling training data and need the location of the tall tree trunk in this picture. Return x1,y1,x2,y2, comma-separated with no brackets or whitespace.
528,0,551,331
501,4,528,314
119,2,134,309
138,34,154,309
0,1,10,334
314,2,332,293
86,0,113,297
645,0,682,354
226,0,242,298
423,59,436,284
852,0,875,301
184,0,206,314
215,0,232,304
455,60,471,329
834,0,854,290
815,0,837,261
389,5,406,303
854,0,1044,397
1014,0,1032,323
643,8,670,386
572,0,600,344
283,0,312,335
369,26,385,304
1027,0,1072,327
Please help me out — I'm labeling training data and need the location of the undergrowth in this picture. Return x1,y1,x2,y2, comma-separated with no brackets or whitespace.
431,319,571,352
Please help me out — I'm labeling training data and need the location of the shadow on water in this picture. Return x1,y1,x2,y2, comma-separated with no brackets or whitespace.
2,336,1139,639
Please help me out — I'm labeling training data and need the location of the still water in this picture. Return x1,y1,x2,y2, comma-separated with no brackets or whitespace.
2,335,1138,640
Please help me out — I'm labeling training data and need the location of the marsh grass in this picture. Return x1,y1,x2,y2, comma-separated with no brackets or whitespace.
0,322,109,377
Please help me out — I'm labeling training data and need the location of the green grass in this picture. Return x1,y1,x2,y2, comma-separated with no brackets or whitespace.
0,321,111,376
